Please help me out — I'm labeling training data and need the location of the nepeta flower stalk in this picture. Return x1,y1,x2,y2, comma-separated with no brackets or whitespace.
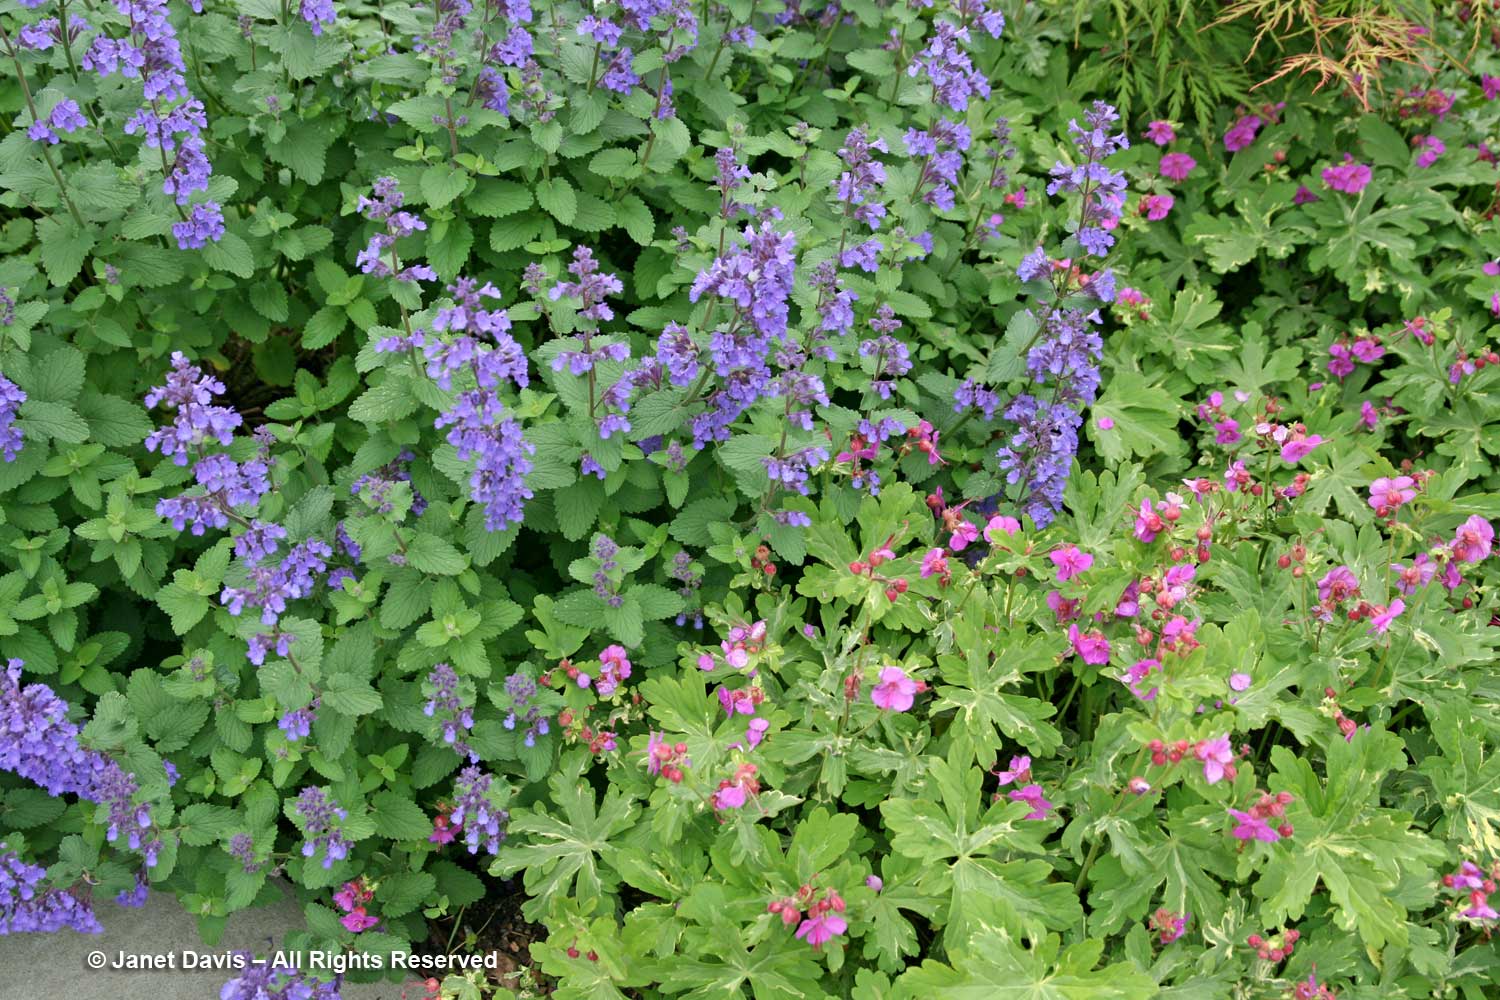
0,375,26,462
0,847,102,935
294,787,352,869
449,766,508,855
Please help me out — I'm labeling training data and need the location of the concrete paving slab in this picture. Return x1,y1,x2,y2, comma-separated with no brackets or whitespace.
0,889,402,1000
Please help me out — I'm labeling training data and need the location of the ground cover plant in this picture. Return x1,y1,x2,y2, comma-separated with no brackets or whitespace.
1,0,1500,997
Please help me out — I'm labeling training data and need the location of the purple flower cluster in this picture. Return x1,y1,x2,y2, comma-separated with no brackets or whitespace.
299,0,336,36
0,660,161,866
860,305,911,400
294,787,352,869
277,701,317,742
143,352,242,465
449,766,508,855
423,663,477,762
0,847,102,935
171,203,225,251
0,375,25,463
907,21,990,111
501,672,551,746
834,127,889,229
82,0,223,229
220,537,332,630
26,99,86,144
351,451,426,516
220,955,342,1000
905,119,970,211
355,178,437,284
591,534,625,608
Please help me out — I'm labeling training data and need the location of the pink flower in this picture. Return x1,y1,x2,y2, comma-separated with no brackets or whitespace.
595,644,632,697
1392,554,1436,595
1414,135,1445,169
1214,418,1240,444
1359,400,1379,429
1195,735,1235,785
745,717,770,749
1229,672,1252,692
1228,808,1280,842
1368,599,1404,635
949,519,979,551
994,755,1031,785
1223,115,1262,152
1139,193,1174,221
1279,435,1323,464
1461,891,1499,921
1327,342,1355,377
1224,460,1250,492
1448,861,1487,891
1351,338,1384,363
1484,74,1500,100
1050,545,1093,582
920,547,949,581
983,515,1020,542
1317,565,1359,603
865,874,883,892
718,685,756,716
1485,259,1500,277
1068,624,1111,665
1047,590,1081,623
1145,120,1176,145
340,907,379,933
1122,658,1161,701
1367,476,1416,513
713,784,747,810
1452,515,1494,563
1008,783,1055,820
794,912,847,949
1159,152,1196,182
1322,155,1372,194
1097,416,1115,430
871,666,919,712
1293,184,1320,205
429,815,457,844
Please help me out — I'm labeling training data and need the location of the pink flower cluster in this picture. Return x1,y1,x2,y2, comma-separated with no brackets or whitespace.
1443,860,1499,922
768,883,848,950
993,755,1055,820
1228,791,1294,843
332,878,378,933
698,620,768,671
1326,334,1384,377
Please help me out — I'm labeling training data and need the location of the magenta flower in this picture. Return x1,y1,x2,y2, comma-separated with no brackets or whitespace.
1448,861,1487,890
1144,120,1176,145
1368,599,1404,635
865,874,883,892
745,718,769,749
1279,435,1322,464
795,912,847,949
1008,783,1055,820
1452,515,1494,563
871,667,919,712
1367,476,1416,513
994,755,1031,785
1049,545,1093,582
1159,152,1196,182
340,907,378,933
1317,565,1359,603
1484,74,1500,100
1139,193,1174,221
1414,135,1445,169
1359,400,1379,429
920,547,949,580
1122,658,1161,701
949,519,979,551
1229,672,1252,692
1068,624,1111,665
1322,155,1372,194
1462,892,1499,921
1195,735,1234,785
1223,115,1262,152
713,784,747,810
1392,554,1437,595
983,515,1020,542
1228,808,1280,842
